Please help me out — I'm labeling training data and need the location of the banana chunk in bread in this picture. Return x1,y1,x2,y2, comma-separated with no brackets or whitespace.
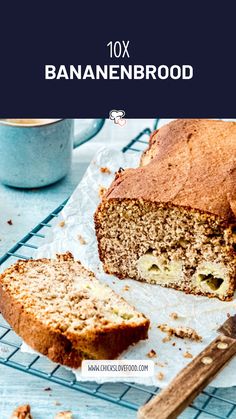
0,253,149,368
95,119,236,301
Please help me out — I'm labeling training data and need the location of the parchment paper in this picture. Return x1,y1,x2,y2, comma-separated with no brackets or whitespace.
23,148,236,387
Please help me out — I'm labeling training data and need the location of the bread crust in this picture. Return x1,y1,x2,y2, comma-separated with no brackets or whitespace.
0,255,149,368
95,119,236,301
104,119,236,222
0,281,85,368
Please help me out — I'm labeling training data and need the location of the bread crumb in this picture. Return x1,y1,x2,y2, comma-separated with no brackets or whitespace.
147,349,157,358
122,285,130,291
7,219,13,225
11,404,32,419
162,336,171,343
170,312,178,320
78,234,86,245
54,401,61,406
98,186,107,199
54,412,72,419
157,372,164,380
183,351,193,359
155,361,165,367
59,221,65,228
158,324,202,342
44,387,52,391
172,342,176,347
100,167,111,174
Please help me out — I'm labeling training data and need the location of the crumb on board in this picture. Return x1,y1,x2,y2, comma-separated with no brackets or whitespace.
98,185,107,199
78,234,87,245
172,342,176,347
157,372,164,381
59,220,65,228
54,412,73,419
7,219,13,225
54,401,62,406
147,349,157,358
44,387,52,391
170,312,178,320
158,324,202,342
10,404,32,419
183,351,193,359
122,285,130,291
100,166,111,174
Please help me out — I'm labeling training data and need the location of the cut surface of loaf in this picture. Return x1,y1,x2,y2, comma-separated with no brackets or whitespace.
95,119,236,301
0,253,149,368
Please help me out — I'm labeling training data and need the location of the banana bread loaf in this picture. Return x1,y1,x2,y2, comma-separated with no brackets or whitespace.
0,253,149,367
95,119,236,301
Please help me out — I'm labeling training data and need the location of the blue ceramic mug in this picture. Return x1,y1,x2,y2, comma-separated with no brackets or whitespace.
0,118,105,188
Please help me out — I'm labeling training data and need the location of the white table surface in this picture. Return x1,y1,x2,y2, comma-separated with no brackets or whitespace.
0,119,158,419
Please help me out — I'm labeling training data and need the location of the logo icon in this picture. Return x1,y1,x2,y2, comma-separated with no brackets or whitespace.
109,110,126,127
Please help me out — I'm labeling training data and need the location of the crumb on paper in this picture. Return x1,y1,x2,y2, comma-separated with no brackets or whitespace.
7,219,13,225
172,342,176,347
59,220,65,228
100,166,111,174
78,234,87,245
54,401,62,406
170,312,178,320
98,185,107,199
54,412,72,419
162,336,171,343
147,349,157,358
122,285,130,291
158,324,202,342
44,387,52,391
183,351,193,359
0,346,10,354
10,404,32,419
157,372,164,381
155,361,165,368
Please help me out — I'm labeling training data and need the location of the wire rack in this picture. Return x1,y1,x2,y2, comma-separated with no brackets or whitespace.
0,120,236,419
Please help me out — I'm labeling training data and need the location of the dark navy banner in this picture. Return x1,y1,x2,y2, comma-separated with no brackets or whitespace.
0,1,235,117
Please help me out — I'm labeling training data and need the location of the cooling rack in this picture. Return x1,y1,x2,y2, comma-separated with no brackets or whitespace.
0,119,236,418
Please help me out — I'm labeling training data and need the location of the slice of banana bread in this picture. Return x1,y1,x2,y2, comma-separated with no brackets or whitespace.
95,119,236,301
0,253,149,368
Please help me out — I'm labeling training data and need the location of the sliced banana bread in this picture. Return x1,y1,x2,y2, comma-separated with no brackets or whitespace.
0,253,149,368
95,119,236,301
